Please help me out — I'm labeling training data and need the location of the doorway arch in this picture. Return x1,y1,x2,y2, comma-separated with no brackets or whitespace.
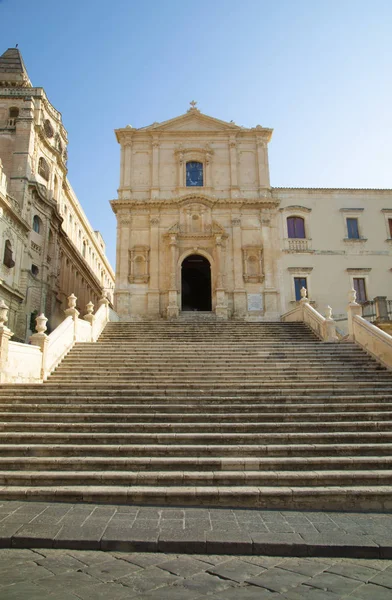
181,254,212,311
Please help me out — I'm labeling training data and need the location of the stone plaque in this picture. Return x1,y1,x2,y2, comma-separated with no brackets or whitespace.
247,293,263,312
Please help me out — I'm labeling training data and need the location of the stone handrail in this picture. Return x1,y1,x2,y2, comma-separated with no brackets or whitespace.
45,315,74,376
92,302,109,342
352,315,392,369
0,293,118,384
281,288,338,342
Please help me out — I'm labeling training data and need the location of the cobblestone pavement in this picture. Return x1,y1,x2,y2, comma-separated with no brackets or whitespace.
1,502,392,557
1,548,392,599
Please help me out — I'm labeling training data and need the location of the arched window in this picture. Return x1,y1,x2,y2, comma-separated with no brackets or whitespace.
186,161,203,187
32,215,42,234
38,157,49,181
287,216,305,239
3,240,15,268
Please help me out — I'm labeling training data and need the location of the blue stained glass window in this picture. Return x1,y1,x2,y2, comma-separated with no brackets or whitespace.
186,161,203,187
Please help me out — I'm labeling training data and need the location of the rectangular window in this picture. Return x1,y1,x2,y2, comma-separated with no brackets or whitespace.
353,278,367,303
388,218,392,239
294,277,307,301
347,218,360,239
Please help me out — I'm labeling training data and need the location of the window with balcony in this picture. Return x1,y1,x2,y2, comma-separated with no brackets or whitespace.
287,217,305,239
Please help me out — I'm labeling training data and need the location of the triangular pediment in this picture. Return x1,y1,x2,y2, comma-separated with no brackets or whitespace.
140,109,243,133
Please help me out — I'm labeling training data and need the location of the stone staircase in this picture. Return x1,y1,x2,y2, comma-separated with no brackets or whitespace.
1,320,392,510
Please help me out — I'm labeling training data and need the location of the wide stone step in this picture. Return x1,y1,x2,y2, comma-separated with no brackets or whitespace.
2,420,392,434
2,410,392,422
1,469,392,487
0,484,391,510
2,455,392,471
2,430,392,445
2,442,392,458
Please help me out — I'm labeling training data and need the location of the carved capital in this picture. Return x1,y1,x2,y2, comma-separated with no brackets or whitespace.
231,218,241,227
150,217,160,226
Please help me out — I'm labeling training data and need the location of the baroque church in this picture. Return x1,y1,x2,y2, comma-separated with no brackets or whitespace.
111,103,392,326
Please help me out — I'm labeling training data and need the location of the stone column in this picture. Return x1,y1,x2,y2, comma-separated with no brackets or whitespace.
256,137,270,189
206,151,212,188
260,210,279,319
229,136,238,198
167,235,179,319
215,235,228,320
231,215,246,317
115,212,131,317
375,296,389,322
151,137,159,197
123,142,132,189
178,150,184,188
148,216,160,316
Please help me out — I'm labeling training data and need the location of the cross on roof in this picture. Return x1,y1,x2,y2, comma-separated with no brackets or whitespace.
190,100,197,109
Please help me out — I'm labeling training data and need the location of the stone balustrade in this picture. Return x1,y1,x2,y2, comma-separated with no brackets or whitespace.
281,287,338,342
282,286,392,370
0,292,117,383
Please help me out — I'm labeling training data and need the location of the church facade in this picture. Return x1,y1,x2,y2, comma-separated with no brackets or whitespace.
111,104,392,325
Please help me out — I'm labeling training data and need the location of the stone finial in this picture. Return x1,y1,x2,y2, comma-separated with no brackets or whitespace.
35,313,48,334
300,287,307,299
0,299,9,326
325,306,333,320
348,288,357,304
83,301,95,330
65,293,79,320
85,301,94,315
67,293,77,309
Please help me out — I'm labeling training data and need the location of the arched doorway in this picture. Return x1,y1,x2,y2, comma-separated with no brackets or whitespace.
181,254,212,311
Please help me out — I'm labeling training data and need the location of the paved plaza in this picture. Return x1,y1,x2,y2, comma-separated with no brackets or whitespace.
1,548,392,599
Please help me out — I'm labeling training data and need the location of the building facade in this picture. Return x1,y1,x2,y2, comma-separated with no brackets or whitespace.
0,48,114,340
111,104,392,324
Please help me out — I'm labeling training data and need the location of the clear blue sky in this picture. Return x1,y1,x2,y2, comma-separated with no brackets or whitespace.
1,0,391,267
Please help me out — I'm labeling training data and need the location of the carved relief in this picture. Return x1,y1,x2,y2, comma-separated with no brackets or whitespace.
128,246,150,283
242,247,264,283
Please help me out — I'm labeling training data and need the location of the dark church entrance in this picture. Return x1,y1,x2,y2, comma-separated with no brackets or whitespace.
181,255,212,311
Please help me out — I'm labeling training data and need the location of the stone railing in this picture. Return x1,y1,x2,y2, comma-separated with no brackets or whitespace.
0,292,118,384
348,289,392,369
283,238,312,252
281,287,338,342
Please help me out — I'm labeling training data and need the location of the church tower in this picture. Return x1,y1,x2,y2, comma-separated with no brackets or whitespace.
0,48,114,340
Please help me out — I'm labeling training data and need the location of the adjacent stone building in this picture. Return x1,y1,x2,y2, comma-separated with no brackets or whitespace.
111,103,392,324
0,48,114,340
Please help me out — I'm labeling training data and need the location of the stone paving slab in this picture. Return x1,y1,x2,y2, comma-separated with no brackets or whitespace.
2,548,392,599
0,501,392,559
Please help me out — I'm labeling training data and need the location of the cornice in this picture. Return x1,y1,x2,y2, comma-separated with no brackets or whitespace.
111,194,279,213
273,187,392,194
